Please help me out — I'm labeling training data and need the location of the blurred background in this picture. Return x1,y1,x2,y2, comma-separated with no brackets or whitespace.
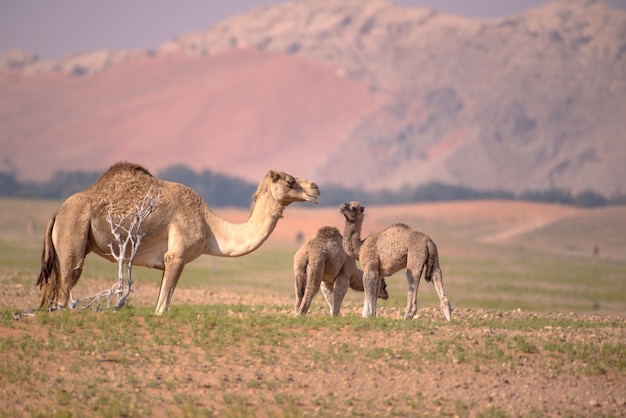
1,0,625,200
5,1,624,60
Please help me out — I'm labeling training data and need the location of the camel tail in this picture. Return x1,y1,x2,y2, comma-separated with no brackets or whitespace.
294,259,308,309
425,238,452,321
423,239,437,284
36,215,60,307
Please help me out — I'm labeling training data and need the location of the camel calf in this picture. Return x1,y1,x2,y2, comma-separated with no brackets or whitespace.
294,226,388,316
340,201,452,321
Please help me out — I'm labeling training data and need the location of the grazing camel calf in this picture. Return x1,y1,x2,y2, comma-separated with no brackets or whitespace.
339,201,452,321
294,226,388,316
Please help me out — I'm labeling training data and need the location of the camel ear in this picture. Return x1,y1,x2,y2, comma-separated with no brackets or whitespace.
268,170,280,181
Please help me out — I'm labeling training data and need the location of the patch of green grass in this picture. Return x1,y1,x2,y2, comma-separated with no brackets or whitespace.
476,407,509,418
439,249,626,315
511,335,538,353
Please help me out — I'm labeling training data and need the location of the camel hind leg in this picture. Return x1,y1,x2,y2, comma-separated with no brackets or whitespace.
40,198,90,309
404,243,431,320
403,266,422,320
324,259,355,316
329,274,350,316
295,260,323,316
320,281,334,313
294,257,308,312
320,278,349,316
54,255,86,309
430,257,452,321
424,239,451,321
37,215,59,308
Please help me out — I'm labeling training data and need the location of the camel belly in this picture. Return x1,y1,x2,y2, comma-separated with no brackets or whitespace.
132,253,166,269
88,237,167,270
377,254,407,276
321,264,343,283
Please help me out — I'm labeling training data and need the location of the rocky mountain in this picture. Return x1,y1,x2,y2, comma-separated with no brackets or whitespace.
1,0,624,196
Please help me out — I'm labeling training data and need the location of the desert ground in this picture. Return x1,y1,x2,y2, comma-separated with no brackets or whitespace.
1,199,624,417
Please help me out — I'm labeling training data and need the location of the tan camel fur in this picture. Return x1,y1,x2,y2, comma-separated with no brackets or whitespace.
36,162,320,315
339,201,452,321
293,226,388,316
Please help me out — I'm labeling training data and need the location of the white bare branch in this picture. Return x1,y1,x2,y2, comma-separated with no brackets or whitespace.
60,187,161,311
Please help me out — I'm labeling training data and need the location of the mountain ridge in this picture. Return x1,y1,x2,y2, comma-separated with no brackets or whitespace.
1,0,624,195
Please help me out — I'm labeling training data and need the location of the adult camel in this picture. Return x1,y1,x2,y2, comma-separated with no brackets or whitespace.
36,162,320,315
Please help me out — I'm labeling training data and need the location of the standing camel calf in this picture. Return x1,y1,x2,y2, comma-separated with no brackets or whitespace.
294,226,388,316
339,201,452,321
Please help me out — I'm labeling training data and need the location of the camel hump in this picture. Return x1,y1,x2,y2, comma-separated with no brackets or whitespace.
391,223,411,229
85,162,161,213
89,162,156,190
381,223,411,234
102,162,153,178
316,226,341,239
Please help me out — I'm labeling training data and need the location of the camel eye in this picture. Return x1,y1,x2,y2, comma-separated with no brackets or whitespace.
286,178,295,187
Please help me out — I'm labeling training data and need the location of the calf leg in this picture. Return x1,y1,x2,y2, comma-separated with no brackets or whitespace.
295,261,323,316
404,267,422,320
431,260,452,321
361,270,379,318
320,281,334,312
294,261,307,312
330,275,350,316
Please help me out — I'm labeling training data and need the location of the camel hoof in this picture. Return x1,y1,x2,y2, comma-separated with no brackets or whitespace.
442,302,452,321
404,306,417,320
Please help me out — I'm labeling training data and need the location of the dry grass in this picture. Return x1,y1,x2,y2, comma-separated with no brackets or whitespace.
0,198,625,417
2,198,625,316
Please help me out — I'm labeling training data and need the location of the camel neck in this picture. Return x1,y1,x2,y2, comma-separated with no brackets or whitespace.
203,192,284,257
342,219,363,260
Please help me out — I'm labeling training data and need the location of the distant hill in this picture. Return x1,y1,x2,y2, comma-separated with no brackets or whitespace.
1,0,624,196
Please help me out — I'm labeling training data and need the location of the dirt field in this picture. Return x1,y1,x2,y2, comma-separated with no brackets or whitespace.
1,199,625,417
1,281,625,417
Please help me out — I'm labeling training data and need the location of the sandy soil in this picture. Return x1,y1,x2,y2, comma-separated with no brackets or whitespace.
2,282,625,417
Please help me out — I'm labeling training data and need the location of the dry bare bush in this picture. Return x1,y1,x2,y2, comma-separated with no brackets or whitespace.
69,187,161,311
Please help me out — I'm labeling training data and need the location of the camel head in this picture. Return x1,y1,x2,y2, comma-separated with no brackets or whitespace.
339,201,365,223
266,170,320,206
379,277,389,300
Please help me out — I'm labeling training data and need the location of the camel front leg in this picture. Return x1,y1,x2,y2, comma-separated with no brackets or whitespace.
154,253,185,315
404,268,421,320
362,270,379,318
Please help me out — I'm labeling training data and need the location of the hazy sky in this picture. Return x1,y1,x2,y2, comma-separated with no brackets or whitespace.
1,0,625,60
